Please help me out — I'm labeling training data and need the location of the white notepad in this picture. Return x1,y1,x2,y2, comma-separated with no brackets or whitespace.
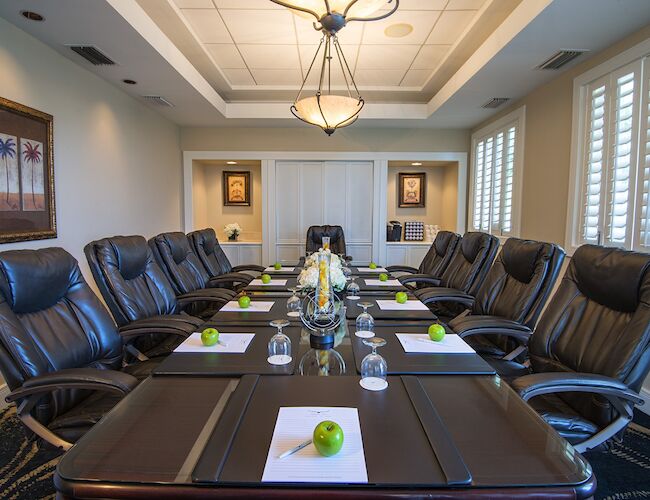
376,299,428,311
364,279,402,287
249,279,288,286
395,333,475,354
265,267,296,272
174,332,255,353
262,407,368,484
357,267,387,273
220,301,275,313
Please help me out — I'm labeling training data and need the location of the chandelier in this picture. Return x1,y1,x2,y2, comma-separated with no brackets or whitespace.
270,0,399,135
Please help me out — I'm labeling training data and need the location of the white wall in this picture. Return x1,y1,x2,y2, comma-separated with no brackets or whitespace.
0,18,182,281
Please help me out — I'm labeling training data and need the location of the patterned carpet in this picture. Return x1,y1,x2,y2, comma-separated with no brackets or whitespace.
0,405,649,499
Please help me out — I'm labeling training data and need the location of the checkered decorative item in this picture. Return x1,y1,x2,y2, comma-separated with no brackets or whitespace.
404,221,424,241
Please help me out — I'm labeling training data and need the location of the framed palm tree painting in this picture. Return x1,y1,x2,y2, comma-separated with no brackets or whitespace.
0,97,56,243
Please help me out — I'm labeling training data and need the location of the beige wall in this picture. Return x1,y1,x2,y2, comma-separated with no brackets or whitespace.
0,18,182,285
472,24,650,246
181,126,470,153
386,163,459,233
193,162,263,242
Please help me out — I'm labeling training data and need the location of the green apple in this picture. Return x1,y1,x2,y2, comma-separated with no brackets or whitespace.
274,262,282,270
395,291,408,304
238,295,251,309
313,420,344,457
261,274,272,284
369,262,377,270
428,323,446,342
201,328,219,347
379,273,388,282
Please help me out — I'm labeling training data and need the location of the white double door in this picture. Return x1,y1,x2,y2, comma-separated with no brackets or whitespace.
270,160,375,264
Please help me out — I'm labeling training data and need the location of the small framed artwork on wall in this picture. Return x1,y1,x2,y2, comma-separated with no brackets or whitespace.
223,170,251,206
398,172,426,208
0,96,56,243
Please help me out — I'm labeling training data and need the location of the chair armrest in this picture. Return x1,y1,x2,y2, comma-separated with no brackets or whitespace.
386,265,419,274
399,274,442,287
208,272,253,287
416,288,475,308
176,291,231,307
450,316,531,344
6,368,138,403
231,264,266,273
512,372,643,405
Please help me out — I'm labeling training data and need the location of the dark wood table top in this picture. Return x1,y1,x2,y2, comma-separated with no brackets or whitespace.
344,296,437,323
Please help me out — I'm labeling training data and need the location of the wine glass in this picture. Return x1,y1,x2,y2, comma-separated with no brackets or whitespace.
347,279,360,299
360,337,388,391
268,319,292,365
355,302,374,338
286,288,301,317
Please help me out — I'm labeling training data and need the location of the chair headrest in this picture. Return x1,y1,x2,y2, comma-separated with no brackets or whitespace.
0,248,79,314
194,228,217,255
501,238,553,284
107,235,149,280
460,232,492,263
160,232,191,264
572,245,650,313
309,225,343,242
434,231,458,257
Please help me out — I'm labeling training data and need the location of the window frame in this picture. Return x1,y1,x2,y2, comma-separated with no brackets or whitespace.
566,38,650,255
469,105,526,240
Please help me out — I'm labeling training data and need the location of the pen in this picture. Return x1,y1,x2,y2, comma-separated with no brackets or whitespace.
278,439,312,459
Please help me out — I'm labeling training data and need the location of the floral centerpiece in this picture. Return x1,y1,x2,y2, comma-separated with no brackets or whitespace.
298,248,346,292
224,223,242,241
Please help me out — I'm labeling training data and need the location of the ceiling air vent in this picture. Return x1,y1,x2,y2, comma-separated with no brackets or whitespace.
68,45,116,66
142,95,174,107
536,50,588,70
481,98,510,109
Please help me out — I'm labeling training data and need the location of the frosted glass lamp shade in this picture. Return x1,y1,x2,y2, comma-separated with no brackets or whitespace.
292,95,363,135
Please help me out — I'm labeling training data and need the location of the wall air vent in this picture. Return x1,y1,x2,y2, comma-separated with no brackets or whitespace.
142,96,174,107
481,98,510,109
68,45,116,66
536,50,588,70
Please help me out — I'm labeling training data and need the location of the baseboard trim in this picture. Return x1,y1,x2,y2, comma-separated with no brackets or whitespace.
0,383,9,411
639,387,650,416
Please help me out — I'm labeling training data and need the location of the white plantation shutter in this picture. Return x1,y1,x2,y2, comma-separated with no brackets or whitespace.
470,110,522,237
635,58,650,251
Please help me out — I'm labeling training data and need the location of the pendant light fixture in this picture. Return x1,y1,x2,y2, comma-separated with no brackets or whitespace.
271,0,399,135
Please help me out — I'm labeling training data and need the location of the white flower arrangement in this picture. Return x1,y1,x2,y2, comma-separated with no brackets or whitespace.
224,223,242,238
299,249,346,292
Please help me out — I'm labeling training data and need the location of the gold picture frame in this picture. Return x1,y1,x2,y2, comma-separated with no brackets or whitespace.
398,172,426,208
223,171,251,206
0,97,56,243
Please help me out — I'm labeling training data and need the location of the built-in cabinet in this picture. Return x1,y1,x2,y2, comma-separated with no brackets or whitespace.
220,241,262,267
385,242,431,268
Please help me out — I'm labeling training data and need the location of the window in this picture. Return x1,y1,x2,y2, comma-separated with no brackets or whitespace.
568,40,650,253
469,107,525,237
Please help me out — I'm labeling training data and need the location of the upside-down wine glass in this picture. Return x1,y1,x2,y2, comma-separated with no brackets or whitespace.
360,337,388,391
355,301,374,338
268,319,292,365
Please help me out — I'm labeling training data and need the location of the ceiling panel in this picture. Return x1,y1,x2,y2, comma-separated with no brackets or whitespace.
220,9,297,44
356,44,420,70
251,68,303,85
214,0,283,8
239,44,300,69
381,0,448,10
182,9,232,44
400,69,431,87
205,44,246,68
298,44,359,73
173,0,214,8
411,44,450,69
222,68,256,85
362,10,441,45
294,17,364,45
426,10,477,44
446,0,488,9
354,69,406,86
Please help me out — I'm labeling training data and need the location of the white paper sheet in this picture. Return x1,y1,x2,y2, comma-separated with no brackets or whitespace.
262,407,368,484
265,267,296,272
376,299,428,311
249,279,288,286
219,301,275,313
357,267,387,273
395,333,475,354
174,332,255,353
364,279,402,287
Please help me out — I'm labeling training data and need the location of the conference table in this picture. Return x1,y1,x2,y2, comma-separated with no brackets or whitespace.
54,265,596,499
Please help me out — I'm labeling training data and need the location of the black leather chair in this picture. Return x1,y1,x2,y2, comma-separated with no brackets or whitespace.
444,238,565,359
188,228,264,290
386,231,460,285
0,248,156,450
404,232,499,319
149,232,238,319
306,225,349,259
85,235,216,356
506,245,650,452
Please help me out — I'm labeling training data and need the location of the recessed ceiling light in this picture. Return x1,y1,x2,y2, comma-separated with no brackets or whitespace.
385,23,413,38
21,11,44,22
227,161,237,165
412,162,423,166
122,79,137,85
